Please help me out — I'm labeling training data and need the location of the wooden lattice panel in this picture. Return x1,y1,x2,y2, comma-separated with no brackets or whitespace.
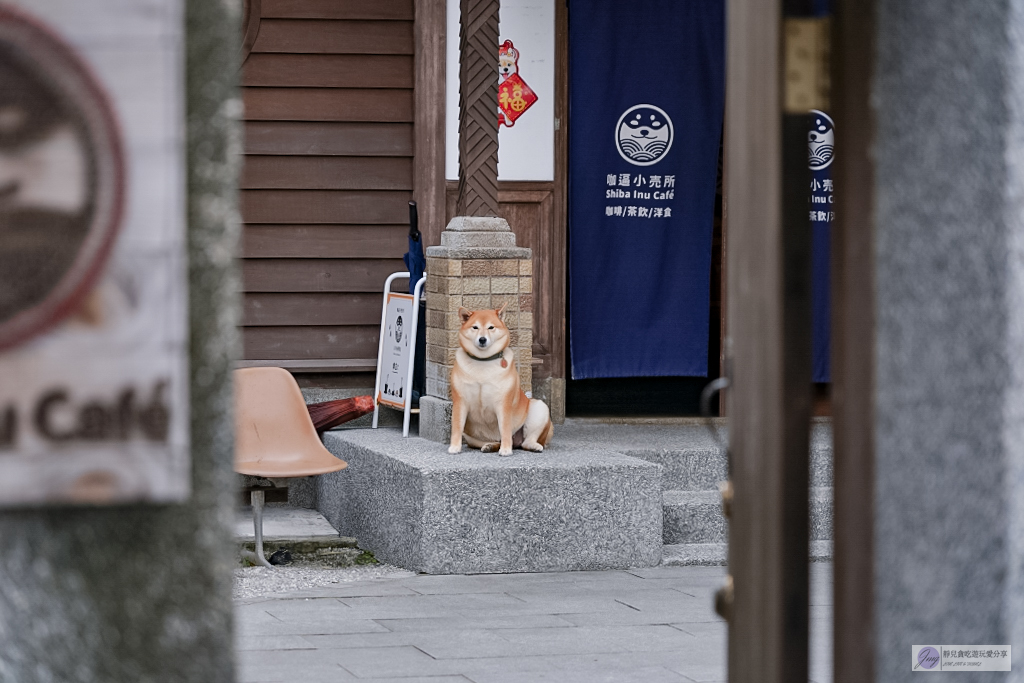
456,0,499,217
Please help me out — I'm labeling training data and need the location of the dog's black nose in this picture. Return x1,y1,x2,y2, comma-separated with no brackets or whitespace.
478,337,487,345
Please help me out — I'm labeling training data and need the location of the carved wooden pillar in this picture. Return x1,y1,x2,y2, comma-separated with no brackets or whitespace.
456,0,500,217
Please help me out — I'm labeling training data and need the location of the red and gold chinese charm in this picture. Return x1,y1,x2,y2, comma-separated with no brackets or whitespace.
497,40,537,127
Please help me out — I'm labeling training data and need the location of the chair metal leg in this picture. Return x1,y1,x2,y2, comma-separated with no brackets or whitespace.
250,490,274,568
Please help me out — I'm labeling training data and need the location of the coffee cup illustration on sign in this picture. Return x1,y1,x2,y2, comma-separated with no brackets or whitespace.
0,7,125,352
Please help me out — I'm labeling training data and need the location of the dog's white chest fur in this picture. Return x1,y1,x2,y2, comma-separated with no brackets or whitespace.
453,348,516,428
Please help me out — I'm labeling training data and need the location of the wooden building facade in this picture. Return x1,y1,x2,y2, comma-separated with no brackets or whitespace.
236,0,731,416
237,0,445,388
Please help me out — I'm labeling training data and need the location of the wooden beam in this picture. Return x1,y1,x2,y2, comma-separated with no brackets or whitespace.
414,0,448,246
725,0,812,680
455,0,499,216
550,0,568,380
831,1,876,681
240,0,262,67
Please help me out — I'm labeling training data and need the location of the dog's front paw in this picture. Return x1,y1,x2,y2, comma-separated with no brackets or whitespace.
498,447,513,456
523,443,543,453
448,444,463,454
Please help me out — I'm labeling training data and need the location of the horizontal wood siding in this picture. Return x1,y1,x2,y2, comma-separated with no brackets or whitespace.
242,225,409,258
241,0,414,367
244,122,413,156
244,326,380,360
241,156,412,190
243,88,413,121
242,259,405,292
243,292,383,326
241,190,412,223
242,54,413,88
261,0,413,20
252,20,413,54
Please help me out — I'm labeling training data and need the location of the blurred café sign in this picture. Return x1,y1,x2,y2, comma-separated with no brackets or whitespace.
0,1,190,506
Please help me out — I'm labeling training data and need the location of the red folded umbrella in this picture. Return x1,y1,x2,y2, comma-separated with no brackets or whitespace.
306,395,375,433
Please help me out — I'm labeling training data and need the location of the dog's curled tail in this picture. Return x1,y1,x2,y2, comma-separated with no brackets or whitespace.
539,419,554,447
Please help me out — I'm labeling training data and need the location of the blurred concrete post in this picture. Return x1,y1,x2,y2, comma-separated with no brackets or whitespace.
0,0,241,680
872,1,1024,678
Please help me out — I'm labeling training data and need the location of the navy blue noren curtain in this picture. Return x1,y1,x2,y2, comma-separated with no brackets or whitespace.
810,0,832,383
568,0,725,379
810,109,833,384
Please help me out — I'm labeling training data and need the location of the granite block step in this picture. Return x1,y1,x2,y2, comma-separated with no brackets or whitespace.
663,540,835,566
554,418,833,491
662,490,727,544
663,486,834,545
318,427,663,574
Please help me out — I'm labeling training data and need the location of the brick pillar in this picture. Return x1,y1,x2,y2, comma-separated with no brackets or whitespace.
419,217,532,443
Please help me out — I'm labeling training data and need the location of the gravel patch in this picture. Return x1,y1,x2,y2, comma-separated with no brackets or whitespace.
233,564,413,600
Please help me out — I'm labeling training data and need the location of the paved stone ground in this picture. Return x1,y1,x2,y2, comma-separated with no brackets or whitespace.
236,504,343,540
235,563,833,683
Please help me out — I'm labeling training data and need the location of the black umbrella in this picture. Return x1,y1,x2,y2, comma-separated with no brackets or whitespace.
403,201,427,405
403,201,425,293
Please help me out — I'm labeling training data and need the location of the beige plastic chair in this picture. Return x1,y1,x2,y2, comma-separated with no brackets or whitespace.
234,367,348,567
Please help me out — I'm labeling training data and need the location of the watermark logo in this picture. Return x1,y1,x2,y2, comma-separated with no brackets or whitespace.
912,645,1012,672
915,646,940,670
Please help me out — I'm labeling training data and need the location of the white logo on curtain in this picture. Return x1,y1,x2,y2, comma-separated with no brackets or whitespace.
615,104,674,166
808,110,834,170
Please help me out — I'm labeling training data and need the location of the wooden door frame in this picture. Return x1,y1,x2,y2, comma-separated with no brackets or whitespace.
725,0,814,680
240,0,261,67
831,1,876,681
414,0,448,249
550,0,568,382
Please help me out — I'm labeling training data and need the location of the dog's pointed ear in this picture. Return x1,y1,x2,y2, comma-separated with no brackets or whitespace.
459,307,472,323
495,303,507,321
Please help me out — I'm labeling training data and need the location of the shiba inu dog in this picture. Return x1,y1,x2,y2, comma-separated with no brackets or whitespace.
449,305,553,456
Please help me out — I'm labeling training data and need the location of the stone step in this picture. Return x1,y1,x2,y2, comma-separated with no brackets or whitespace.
662,540,834,566
318,427,663,574
233,504,364,567
234,504,343,540
554,418,833,491
662,490,727,544
662,486,834,545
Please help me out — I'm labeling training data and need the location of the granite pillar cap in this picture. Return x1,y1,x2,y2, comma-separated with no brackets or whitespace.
440,231,518,248
444,216,512,232
426,245,532,260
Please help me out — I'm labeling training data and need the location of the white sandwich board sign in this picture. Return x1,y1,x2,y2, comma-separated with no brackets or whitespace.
377,292,415,411
0,1,190,506
372,272,426,437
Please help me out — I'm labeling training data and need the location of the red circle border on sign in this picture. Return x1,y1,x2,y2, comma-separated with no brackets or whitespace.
0,5,126,353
